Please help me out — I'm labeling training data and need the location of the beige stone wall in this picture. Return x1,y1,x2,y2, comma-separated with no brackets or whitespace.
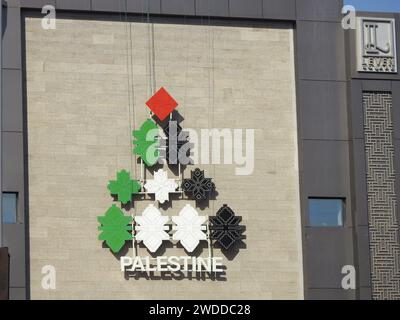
26,17,303,299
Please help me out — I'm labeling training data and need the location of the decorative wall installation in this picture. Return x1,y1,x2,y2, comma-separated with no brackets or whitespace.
107,170,141,205
172,204,207,252
100,88,246,269
144,169,178,204
146,87,178,121
98,205,133,253
182,168,215,200
135,204,170,253
363,92,400,299
210,205,245,250
133,119,160,166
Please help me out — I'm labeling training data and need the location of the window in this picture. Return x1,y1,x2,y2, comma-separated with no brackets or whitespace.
308,198,344,227
2,193,18,224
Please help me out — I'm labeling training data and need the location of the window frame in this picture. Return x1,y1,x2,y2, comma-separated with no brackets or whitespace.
307,197,346,228
2,192,19,225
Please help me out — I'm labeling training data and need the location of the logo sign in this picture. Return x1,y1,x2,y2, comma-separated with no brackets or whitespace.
357,17,397,73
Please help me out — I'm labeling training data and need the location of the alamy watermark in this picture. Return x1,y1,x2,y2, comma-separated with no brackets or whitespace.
341,5,356,30
41,265,56,290
341,265,356,290
146,122,255,176
41,5,56,30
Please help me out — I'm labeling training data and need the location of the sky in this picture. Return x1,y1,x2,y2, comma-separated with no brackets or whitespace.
345,0,400,12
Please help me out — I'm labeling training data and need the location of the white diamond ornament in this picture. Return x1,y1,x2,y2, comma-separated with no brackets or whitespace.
135,204,170,253
172,204,207,253
144,169,178,204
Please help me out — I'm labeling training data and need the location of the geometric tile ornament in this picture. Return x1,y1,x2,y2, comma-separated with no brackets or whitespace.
107,169,141,205
172,204,207,252
363,92,400,299
209,204,245,251
144,169,178,204
98,205,133,253
133,119,160,166
182,168,215,200
146,87,178,121
134,204,170,253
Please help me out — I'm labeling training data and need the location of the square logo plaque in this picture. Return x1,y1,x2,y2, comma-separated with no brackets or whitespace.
357,17,397,73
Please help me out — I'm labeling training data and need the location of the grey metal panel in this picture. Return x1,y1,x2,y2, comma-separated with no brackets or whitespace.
355,226,371,288
161,0,195,15
20,0,56,8
2,69,23,132
0,248,9,300
15,0,298,20
262,0,295,20
127,0,161,14
56,0,91,11
9,287,26,300
4,1,20,8
229,0,262,19
3,225,25,288
361,80,392,92
307,288,356,300
392,82,400,140
2,7,21,70
298,80,348,140
296,21,346,81
350,80,364,139
359,287,372,300
351,139,368,227
302,140,350,198
305,228,354,289
195,0,229,17
91,0,127,12
296,0,342,22
2,132,24,193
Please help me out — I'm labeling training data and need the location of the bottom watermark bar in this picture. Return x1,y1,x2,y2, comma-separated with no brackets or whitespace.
0,301,387,318
149,303,251,317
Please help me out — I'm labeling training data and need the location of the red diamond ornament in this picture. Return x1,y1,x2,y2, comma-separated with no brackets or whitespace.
146,87,178,121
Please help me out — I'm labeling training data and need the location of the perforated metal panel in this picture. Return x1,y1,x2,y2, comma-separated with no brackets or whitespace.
363,92,400,299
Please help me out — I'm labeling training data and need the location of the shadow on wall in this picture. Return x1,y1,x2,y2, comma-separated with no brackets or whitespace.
124,266,227,282
2,6,7,38
218,238,247,261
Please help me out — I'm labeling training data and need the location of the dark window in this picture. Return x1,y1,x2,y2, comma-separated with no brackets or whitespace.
308,198,344,227
2,193,18,224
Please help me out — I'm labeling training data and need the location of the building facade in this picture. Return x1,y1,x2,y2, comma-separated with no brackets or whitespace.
0,0,399,300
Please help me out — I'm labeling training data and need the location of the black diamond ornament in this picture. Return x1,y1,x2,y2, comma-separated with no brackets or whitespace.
209,204,245,250
182,168,215,200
